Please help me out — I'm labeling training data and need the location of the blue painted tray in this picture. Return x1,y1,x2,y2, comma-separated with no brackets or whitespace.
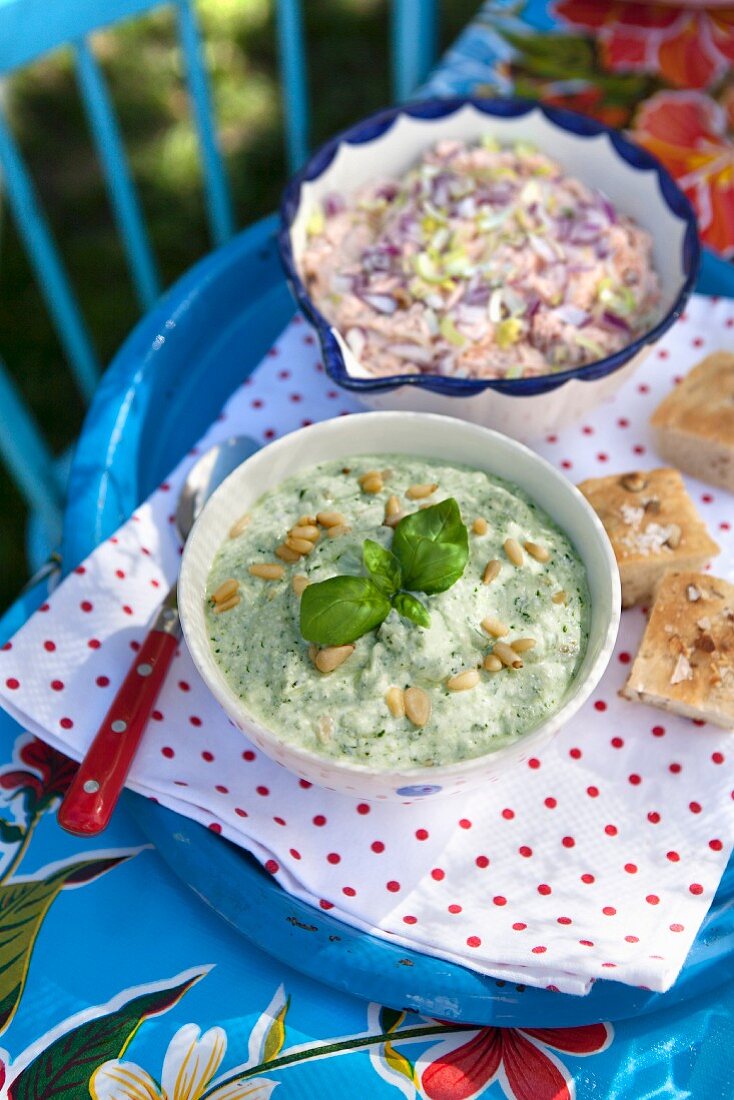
62,214,734,1026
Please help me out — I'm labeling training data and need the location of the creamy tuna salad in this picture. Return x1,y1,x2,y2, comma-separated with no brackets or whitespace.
300,138,661,380
205,456,590,769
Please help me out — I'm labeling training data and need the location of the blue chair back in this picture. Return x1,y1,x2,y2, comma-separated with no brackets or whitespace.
0,0,437,544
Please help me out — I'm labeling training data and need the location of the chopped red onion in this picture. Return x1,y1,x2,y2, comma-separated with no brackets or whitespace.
551,304,589,326
324,193,345,217
528,235,556,263
526,294,542,319
568,224,602,245
597,191,617,225
602,310,632,333
376,183,399,202
463,284,491,307
457,196,477,218
360,293,398,315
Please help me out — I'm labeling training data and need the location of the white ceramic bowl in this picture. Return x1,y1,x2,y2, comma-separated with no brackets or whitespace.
280,98,699,442
179,412,620,802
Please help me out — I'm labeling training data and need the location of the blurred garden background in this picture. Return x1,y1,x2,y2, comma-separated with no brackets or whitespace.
0,0,476,610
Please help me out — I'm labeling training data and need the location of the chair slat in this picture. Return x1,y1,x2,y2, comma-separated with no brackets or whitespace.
392,0,438,102
0,0,157,75
0,107,99,402
176,0,234,247
275,0,309,172
0,358,63,533
74,37,160,311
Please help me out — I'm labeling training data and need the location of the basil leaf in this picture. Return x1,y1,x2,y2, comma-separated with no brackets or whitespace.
363,539,402,596
300,576,391,646
393,592,431,629
392,498,469,594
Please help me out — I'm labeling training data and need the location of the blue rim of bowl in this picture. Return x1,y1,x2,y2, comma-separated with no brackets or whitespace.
278,96,701,398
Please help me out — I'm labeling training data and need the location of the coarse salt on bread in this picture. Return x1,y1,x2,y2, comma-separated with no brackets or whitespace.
621,571,734,729
650,350,734,492
577,468,720,608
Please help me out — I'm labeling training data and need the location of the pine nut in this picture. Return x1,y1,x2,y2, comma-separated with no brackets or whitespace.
290,525,320,541
229,513,251,539
483,653,503,672
524,541,550,563
406,482,438,500
327,524,351,539
249,563,285,581
386,686,405,718
212,578,238,604
286,536,316,555
317,511,346,528
472,518,488,535
404,686,431,728
483,559,501,585
298,514,317,527
511,638,536,653
447,669,480,692
493,641,523,669
482,616,509,638
384,495,401,523
214,594,240,613
312,644,355,674
504,537,524,566
552,589,568,605
620,472,647,493
276,544,301,563
360,472,384,494
292,574,310,596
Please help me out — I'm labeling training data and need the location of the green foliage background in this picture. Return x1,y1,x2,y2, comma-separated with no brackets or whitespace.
0,0,476,610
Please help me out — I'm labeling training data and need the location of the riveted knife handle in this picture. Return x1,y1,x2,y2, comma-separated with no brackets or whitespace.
58,597,180,836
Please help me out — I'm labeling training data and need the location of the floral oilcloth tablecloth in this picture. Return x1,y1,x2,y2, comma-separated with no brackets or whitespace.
2,3,734,1099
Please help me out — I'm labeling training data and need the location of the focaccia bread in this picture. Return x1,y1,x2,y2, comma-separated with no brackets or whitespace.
577,468,720,607
650,351,734,491
621,571,734,729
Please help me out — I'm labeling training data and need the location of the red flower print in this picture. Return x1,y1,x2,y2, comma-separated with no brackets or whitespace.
542,86,628,129
554,1,734,89
417,1021,612,1100
631,90,734,256
0,735,77,816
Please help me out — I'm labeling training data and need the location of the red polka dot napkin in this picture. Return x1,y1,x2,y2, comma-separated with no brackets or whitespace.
2,300,733,996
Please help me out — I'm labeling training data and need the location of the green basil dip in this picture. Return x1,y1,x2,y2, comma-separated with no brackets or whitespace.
205,455,589,768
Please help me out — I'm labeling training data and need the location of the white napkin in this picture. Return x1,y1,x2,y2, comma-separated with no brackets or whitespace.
2,301,733,996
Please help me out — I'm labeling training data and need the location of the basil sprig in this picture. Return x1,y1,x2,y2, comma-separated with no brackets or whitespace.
300,498,468,646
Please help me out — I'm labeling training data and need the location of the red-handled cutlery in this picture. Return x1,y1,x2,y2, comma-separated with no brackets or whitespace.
57,435,260,837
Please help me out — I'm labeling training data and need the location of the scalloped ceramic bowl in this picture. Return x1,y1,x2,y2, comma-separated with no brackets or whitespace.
179,412,621,802
279,97,699,440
